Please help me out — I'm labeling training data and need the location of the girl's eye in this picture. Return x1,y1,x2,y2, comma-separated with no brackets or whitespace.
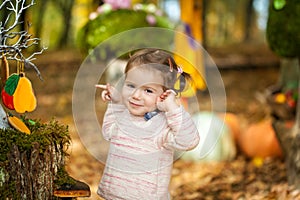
126,84,135,88
145,89,153,93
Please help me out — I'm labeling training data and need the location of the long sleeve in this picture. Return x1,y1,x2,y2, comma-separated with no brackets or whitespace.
102,103,126,141
99,105,197,199
161,106,200,151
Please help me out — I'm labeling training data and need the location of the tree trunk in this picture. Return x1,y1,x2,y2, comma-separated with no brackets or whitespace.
55,0,75,48
5,141,64,199
270,57,300,189
244,0,254,42
272,120,300,188
34,0,48,50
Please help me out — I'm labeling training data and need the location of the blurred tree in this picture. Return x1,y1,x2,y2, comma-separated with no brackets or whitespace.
207,0,268,45
266,0,300,189
52,0,75,48
8,0,269,51
244,0,254,42
267,0,300,57
34,0,49,47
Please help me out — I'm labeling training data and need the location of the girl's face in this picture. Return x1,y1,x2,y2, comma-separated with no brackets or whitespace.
122,67,164,116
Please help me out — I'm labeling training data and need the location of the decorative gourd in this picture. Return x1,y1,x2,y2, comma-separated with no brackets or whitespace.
8,115,31,134
238,119,283,158
181,112,236,162
13,73,37,113
220,112,241,144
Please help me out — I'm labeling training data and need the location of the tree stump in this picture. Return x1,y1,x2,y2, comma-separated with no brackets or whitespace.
0,119,90,199
7,142,63,199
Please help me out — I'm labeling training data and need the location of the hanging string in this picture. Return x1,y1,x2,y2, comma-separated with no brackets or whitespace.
17,60,25,75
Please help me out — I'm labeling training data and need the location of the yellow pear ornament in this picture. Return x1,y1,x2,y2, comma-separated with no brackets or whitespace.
13,72,37,113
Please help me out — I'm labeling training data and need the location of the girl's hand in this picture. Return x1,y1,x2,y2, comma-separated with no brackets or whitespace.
95,83,122,104
156,89,180,112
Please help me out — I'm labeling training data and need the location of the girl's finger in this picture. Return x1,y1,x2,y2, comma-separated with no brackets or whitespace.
166,89,177,95
160,90,173,99
101,91,106,101
95,84,107,89
106,83,113,94
105,95,111,101
101,91,111,101
160,93,167,100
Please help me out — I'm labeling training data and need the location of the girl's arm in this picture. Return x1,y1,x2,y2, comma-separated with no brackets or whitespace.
161,106,200,151
102,103,126,140
96,83,124,140
156,90,199,151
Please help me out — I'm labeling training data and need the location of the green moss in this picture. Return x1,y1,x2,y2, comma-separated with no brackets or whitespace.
0,179,18,199
0,162,18,199
0,117,71,199
0,117,70,162
54,166,76,188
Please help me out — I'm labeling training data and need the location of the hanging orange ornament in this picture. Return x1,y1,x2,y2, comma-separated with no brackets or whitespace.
13,72,37,113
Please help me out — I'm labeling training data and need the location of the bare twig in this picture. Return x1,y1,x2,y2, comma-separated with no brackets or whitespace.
0,0,44,80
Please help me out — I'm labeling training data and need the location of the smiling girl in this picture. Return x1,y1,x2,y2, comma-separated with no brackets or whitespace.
96,48,200,200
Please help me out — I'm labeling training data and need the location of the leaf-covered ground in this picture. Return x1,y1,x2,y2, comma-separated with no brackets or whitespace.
170,157,300,200
26,46,300,199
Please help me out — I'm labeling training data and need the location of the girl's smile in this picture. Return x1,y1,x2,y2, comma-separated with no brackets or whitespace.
129,100,143,107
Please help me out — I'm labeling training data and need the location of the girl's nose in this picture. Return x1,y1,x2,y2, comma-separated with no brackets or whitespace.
132,89,141,100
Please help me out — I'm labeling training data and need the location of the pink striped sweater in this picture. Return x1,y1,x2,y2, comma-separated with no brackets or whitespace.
97,103,200,200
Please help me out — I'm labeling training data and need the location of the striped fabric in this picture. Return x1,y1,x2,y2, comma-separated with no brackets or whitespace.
98,103,200,199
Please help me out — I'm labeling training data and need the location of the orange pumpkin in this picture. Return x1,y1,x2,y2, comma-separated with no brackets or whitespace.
220,113,241,144
238,119,282,158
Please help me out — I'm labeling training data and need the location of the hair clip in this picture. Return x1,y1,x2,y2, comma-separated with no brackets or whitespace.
177,66,183,74
168,58,173,72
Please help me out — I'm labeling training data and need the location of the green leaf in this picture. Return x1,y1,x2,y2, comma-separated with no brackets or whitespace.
274,0,286,10
4,74,20,96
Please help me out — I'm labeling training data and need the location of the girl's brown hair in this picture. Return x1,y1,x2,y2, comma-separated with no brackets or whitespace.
125,48,191,93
